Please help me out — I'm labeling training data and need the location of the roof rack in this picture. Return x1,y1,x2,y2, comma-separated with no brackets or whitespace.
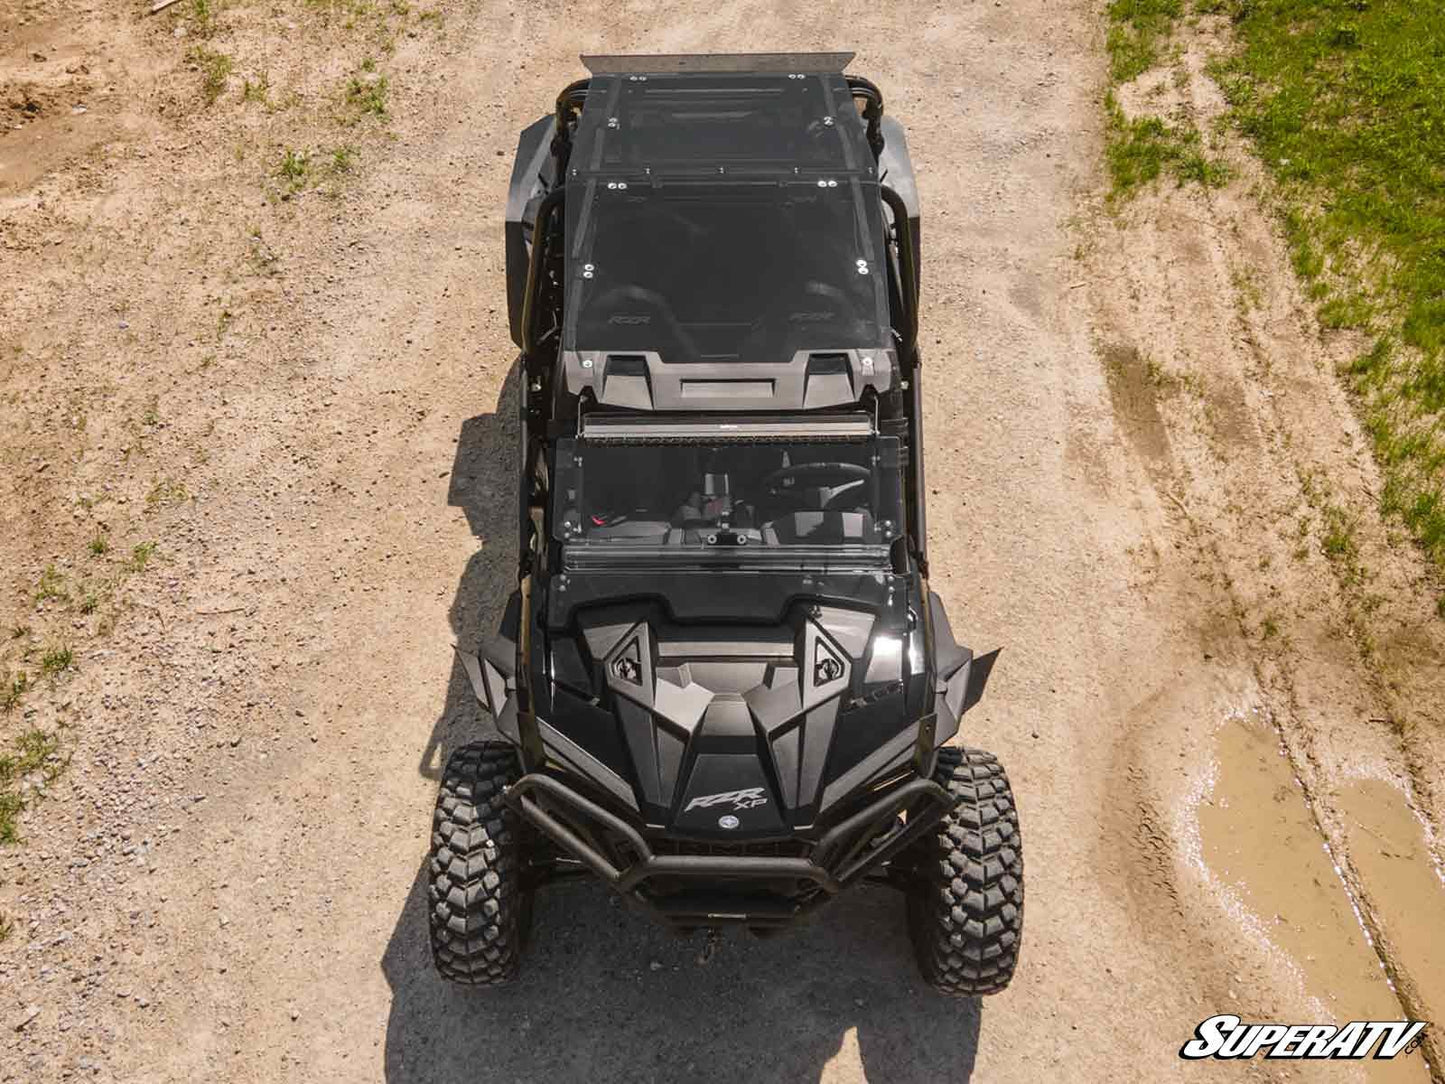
580,52,855,75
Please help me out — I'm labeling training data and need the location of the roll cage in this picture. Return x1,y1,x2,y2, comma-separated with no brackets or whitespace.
511,54,927,593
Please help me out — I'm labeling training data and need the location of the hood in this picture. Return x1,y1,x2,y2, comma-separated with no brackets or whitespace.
535,581,928,835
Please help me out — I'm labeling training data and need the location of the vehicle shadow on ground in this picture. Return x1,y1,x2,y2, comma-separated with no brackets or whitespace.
416,363,522,783
390,364,980,1082
381,866,981,1084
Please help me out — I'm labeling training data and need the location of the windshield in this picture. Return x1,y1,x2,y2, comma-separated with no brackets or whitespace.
552,436,903,556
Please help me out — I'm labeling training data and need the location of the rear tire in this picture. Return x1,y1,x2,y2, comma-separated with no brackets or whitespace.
905,745,1024,996
428,741,532,985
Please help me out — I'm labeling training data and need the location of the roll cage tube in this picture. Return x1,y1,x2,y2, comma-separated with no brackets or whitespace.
520,187,566,362
519,186,566,583
551,78,590,167
879,184,918,360
877,183,924,575
846,75,885,158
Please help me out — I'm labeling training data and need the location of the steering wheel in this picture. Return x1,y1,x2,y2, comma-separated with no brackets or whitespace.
761,462,871,509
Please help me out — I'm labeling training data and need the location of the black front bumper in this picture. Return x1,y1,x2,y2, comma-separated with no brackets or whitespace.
505,771,957,927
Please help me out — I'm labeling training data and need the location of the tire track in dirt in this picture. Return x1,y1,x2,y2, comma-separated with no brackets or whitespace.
1083,38,1445,1068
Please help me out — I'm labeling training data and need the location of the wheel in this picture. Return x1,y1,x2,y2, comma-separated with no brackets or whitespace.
904,745,1024,996
428,741,533,985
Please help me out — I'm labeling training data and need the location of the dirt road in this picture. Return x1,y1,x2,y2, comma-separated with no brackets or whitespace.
3,1,1443,1081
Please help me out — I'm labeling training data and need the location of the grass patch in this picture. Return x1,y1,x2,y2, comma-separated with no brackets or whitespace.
34,564,67,606
330,144,358,173
40,645,73,676
127,542,158,573
345,72,389,119
276,147,311,194
189,46,234,105
1,671,28,713
39,646,71,676
1106,0,1184,83
190,0,220,37
146,478,189,510
1213,0,1445,569
242,71,271,105
89,528,109,557
1105,92,1230,197
1102,5,1229,200
0,729,64,846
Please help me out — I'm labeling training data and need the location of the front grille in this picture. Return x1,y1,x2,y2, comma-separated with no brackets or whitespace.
649,838,813,859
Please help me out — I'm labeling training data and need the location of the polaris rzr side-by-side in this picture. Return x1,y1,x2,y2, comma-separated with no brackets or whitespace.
429,51,1023,996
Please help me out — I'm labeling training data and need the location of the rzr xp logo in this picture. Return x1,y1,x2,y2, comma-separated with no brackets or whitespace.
685,787,768,813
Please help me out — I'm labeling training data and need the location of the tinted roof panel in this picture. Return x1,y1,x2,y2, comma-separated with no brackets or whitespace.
563,71,891,364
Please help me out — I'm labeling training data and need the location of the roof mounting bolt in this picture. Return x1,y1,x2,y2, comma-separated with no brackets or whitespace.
856,261,869,275
860,356,875,373
580,358,594,369
583,263,595,271
582,270,594,279
607,117,619,128
822,116,835,127
606,181,617,189
816,179,828,188
617,181,628,190
827,179,838,188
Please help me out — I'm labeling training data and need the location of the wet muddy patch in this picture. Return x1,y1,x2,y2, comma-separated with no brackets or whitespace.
1196,716,1429,1082
1340,778,1445,1045
1102,343,1171,465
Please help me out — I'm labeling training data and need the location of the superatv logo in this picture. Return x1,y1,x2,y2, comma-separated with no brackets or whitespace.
1180,1015,1428,1061
684,787,768,813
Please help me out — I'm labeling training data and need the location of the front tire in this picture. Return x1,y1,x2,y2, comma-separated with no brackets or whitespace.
905,746,1024,996
428,742,532,985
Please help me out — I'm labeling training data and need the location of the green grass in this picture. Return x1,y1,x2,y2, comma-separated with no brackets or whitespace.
330,144,358,173
242,71,271,105
190,0,220,37
190,46,234,105
1212,0,1445,568
345,73,389,118
277,148,311,193
34,564,67,606
89,529,109,557
1105,91,1231,197
1103,2,1229,200
40,645,73,676
1,671,28,713
0,729,63,846
1107,0,1184,82
127,542,157,573
146,478,189,510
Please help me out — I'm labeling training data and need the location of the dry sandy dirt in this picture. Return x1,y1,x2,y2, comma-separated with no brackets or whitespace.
3,0,1444,1081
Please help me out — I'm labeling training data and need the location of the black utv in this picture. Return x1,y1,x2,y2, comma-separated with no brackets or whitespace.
430,52,1023,996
